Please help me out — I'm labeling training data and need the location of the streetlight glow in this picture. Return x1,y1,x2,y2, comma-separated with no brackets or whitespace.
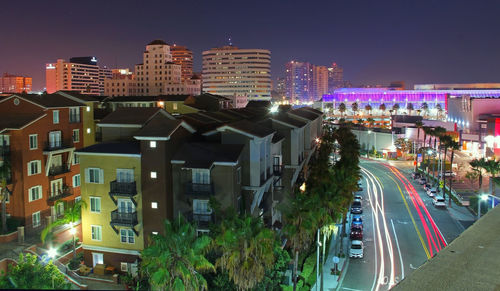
481,194,489,201
69,227,76,235
47,248,57,259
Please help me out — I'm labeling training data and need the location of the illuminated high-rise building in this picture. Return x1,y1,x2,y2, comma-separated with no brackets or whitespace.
285,61,313,103
312,65,329,100
46,57,101,95
171,45,193,81
328,62,343,93
202,46,271,101
0,73,32,93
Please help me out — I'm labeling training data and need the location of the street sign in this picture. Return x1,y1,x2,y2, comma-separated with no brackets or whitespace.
332,256,340,264
417,153,423,163
439,181,444,188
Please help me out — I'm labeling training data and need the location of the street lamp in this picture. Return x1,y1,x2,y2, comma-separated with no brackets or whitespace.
47,247,57,259
477,194,489,220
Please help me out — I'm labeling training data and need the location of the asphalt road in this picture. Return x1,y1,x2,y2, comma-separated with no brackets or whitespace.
338,159,464,291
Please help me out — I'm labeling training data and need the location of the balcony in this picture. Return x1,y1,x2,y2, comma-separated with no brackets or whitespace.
189,212,214,230
48,164,70,176
47,185,73,205
44,141,73,152
109,180,137,197
69,114,81,123
273,164,283,176
185,182,214,197
110,210,138,227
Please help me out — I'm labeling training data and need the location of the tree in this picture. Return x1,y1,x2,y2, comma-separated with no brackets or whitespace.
395,138,413,158
436,104,443,119
351,102,359,115
379,103,386,115
482,159,500,197
438,135,452,199
392,103,400,114
407,103,414,115
0,157,11,234
367,118,375,128
0,253,70,289
214,215,276,290
364,104,372,115
41,200,87,258
421,102,429,116
338,103,346,116
444,138,460,205
356,118,364,126
141,216,214,291
470,158,487,191
465,171,479,191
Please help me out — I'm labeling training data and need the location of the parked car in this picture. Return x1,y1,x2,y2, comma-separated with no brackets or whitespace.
418,177,427,185
354,194,363,201
433,196,446,207
352,215,363,228
351,201,362,214
411,172,421,179
423,183,431,191
427,187,438,198
349,240,364,258
350,226,363,240
438,171,456,178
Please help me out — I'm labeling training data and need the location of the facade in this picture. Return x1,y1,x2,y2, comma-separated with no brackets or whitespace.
98,67,112,95
134,40,201,96
171,45,194,81
285,61,313,104
104,70,138,97
202,46,271,101
312,66,329,101
46,57,101,95
328,62,343,92
0,73,32,93
0,93,86,234
415,83,500,90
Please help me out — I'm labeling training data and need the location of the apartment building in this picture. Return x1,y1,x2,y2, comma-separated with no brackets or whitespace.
0,93,86,234
104,69,138,97
171,45,194,81
0,73,32,93
46,57,101,95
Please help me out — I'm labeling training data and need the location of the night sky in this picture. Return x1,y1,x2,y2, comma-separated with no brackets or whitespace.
2,0,500,91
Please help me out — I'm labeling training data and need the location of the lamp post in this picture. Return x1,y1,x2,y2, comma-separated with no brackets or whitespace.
477,194,489,220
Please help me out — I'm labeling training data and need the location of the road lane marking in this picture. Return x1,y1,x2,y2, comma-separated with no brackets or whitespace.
391,218,405,280
385,174,431,259
342,287,364,291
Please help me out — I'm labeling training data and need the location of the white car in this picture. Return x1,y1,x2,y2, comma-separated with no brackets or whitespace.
349,240,364,258
426,187,438,198
433,196,446,207
354,194,362,201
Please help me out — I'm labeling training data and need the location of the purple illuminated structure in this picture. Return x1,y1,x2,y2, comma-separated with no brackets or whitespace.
322,88,500,112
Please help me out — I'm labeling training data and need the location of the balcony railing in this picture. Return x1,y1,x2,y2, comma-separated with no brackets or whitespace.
44,140,72,152
48,164,71,176
47,186,73,203
273,164,284,176
110,210,138,227
69,114,81,123
109,180,137,197
185,182,214,197
192,213,213,229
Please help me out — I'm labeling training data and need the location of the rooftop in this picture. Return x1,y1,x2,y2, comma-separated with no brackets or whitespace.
0,112,46,133
99,107,171,125
76,141,141,155
148,39,168,45
220,119,275,138
1,93,86,108
135,114,193,138
172,142,244,169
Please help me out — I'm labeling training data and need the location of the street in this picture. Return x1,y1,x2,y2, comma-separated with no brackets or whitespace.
338,159,468,291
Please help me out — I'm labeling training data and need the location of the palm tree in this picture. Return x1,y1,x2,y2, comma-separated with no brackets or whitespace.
446,139,460,205
41,200,87,258
407,103,414,115
438,135,452,199
470,158,487,191
351,102,359,115
141,216,214,290
338,103,346,116
379,103,386,115
413,121,424,171
436,104,443,119
482,159,500,196
214,215,276,290
357,118,364,126
392,103,400,115
364,104,372,115
421,102,429,117
367,118,375,128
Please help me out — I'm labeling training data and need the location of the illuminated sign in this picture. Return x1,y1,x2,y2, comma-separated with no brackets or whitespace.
46,64,56,69
91,57,97,63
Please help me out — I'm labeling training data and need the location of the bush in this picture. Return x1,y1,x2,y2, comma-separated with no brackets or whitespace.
68,253,83,270
0,215,22,234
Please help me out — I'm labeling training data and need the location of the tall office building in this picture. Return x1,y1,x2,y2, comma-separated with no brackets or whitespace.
285,61,313,103
46,57,101,95
171,45,193,81
312,65,329,101
104,68,138,97
99,66,112,95
202,46,271,101
0,73,32,93
135,40,201,96
328,62,343,93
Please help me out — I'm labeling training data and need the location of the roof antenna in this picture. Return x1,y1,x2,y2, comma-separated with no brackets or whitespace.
228,37,233,46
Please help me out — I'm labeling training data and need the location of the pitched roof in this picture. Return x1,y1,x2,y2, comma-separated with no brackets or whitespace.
1,94,86,108
172,142,244,169
220,120,275,138
99,107,172,125
246,100,272,108
0,112,46,133
272,131,285,143
300,107,323,116
269,114,307,128
76,141,141,155
56,91,101,102
105,95,190,103
288,108,321,121
134,114,194,139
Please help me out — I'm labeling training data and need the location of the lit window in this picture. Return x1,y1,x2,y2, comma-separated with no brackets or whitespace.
150,141,156,148
53,110,59,124
151,202,158,209
151,172,157,179
91,225,102,241
87,128,91,134
86,106,90,112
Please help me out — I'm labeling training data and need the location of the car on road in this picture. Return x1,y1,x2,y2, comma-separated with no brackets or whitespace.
349,240,364,258
432,196,446,207
350,226,363,240
354,194,362,201
423,183,431,191
351,201,362,214
352,215,363,227
411,172,421,179
427,187,438,198
438,171,456,178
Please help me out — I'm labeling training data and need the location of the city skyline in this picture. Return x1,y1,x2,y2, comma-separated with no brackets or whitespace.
2,0,500,91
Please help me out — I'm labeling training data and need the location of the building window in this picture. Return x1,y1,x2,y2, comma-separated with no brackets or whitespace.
73,174,81,187
29,134,38,150
69,107,80,123
150,141,156,148
72,129,80,143
151,202,158,209
53,110,59,124
87,128,91,134
86,168,103,184
90,197,101,213
86,106,90,112
28,185,42,202
193,199,212,215
192,169,210,184
27,160,42,176
173,103,178,110
73,153,80,165
32,211,41,228
120,229,135,244
150,172,157,179
121,262,128,272
91,225,102,241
